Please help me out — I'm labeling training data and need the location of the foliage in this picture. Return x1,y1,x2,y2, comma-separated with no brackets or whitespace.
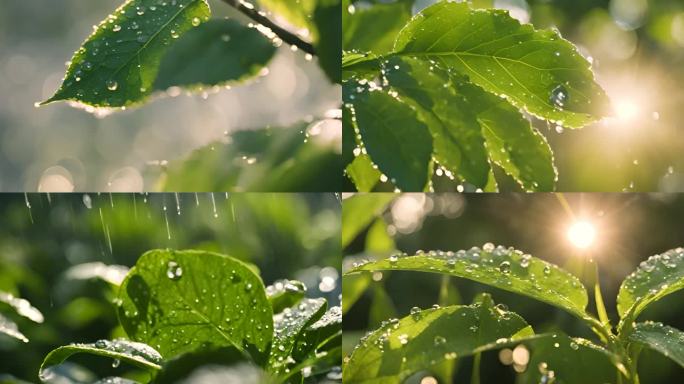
342,0,609,192
38,0,342,192
342,195,684,383
39,249,341,383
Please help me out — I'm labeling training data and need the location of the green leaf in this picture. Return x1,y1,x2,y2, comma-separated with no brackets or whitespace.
159,124,342,192
63,262,130,286
393,1,609,128
269,298,326,373
118,249,273,362
342,51,381,80
153,346,255,383
343,0,411,54
341,272,371,315
383,56,490,187
517,335,620,384
345,155,381,192
39,339,162,382
343,296,533,383
308,306,342,345
258,0,316,30
154,19,275,90
365,218,395,255
346,245,589,319
343,106,357,167
369,284,397,328
313,0,342,83
617,248,684,323
627,321,684,368
0,291,44,323
266,279,307,314
345,83,433,191
0,313,28,343
341,193,395,249
42,0,211,108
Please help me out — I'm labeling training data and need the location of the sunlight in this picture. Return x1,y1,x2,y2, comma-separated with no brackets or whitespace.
613,98,640,122
567,221,597,249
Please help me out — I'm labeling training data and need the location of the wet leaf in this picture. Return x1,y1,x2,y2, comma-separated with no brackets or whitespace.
0,290,44,323
344,82,433,191
269,298,326,372
154,19,276,90
39,339,162,382
343,295,534,383
617,248,684,324
152,346,256,383
345,155,381,192
266,279,307,314
346,245,589,319
627,322,684,368
308,305,342,344
258,0,316,30
343,0,411,55
341,193,395,249
393,1,609,128
42,0,211,108
0,313,28,343
118,249,273,362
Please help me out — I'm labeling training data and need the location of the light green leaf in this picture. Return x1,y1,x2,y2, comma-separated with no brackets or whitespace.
39,339,162,382
342,51,380,80
365,218,395,255
341,272,371,315
118,249,273,362
344,83,433,191
393,1,609,128
369,284,397,328
346,245,589,319
154,19,275,90
0,313,28,343
266,279,307,314
343,296,533,383
383,56,490,187
269,298,326,372
258,0,316,30
617,248,684,323
627,322,684,368
346,155,381,192
0,291,44,323
342,193,395,249
343,0,412,54
42,0,211,108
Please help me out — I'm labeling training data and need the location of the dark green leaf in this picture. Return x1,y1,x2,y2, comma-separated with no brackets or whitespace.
369,284,397,328
42,0,211,108
343,1,411,54
39,339,162,382
345,83,433,191
342,51,381,80
154,19,276,90
153,346,257,383
269,298,326,374
343,296,533,383
346,245,589,319
345,155,381,192
118,249,273,361
341,193,395,249
617,248,684,324
266,279,307,314
627,322,684,368
313,0,342,83
383,56,490,187
343,106,357,167
308,306,342,345
393,1,609,128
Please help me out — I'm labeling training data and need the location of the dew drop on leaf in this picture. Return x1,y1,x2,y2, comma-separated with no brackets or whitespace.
106,80,118,91
549,85,568,109
499,261,511,274
166,261,182,280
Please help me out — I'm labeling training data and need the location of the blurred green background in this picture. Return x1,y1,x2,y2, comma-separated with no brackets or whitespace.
0,192,340,382
347,0,684,192
0,0,340,192
343,193,684,383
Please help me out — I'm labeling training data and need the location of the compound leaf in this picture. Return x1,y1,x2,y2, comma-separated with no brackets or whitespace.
154,19,276,90
42,0,211,108
118,249,273,362
393,1,609,128
346,245,589,319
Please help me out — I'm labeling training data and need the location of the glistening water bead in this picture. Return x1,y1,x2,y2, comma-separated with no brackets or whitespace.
166,261,182,280
549,85,568,109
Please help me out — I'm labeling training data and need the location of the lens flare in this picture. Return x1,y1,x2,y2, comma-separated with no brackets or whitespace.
567,221,597,249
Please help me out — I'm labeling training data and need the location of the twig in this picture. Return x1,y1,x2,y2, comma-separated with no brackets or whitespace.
220,0,316,56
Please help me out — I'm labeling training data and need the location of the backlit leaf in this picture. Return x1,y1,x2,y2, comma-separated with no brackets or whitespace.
627,322,684,369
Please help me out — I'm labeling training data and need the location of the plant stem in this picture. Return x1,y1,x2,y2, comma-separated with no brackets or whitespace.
470,352,481,384
593,261,610,327
220,0,316,55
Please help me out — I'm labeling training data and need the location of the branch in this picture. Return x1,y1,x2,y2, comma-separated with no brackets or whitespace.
220,0,316,56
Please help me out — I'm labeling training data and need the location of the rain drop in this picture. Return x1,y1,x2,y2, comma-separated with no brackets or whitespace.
166,261,183,280
499,261,511,275
549,85,568,109
106,79,118,91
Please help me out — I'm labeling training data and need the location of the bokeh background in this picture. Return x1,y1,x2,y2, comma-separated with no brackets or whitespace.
0,192,341,382
0,0,340,192
352,0,684,192
343,193,684,383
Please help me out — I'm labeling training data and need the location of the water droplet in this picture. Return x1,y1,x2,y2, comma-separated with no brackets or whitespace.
434,335,446,345
543,265,552,275
113,25,121,32
192,17,201,27
171,30,179,39
245,283,253,292
483,242,495,252
221,34,231,42
82,194,93,209
499,261,511,274
549,85,568,109
166,261,182,280
106,79,118,91
111,358,120,368
570,342,579,350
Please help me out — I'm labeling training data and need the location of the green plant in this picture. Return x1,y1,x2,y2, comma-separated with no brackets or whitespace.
38,0,342,191
343,244,684,383
342,0,609,192
40,249,341,383
0,291,44,343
